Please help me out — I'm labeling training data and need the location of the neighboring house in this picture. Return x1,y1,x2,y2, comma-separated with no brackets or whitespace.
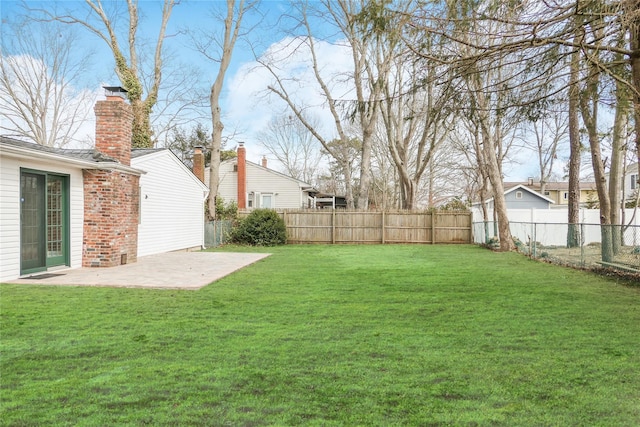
475,184,556,210
503,180,598,207
202,143,317,210
621,162,639,203
0,88,207,282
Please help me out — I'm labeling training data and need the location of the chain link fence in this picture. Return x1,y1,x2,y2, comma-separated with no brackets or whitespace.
204,220,234,247
474,221,640,273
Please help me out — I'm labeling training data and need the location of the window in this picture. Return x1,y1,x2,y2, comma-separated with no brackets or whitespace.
544,191,550,196
631,174,638,190
261,193,273,209
515,191,523,199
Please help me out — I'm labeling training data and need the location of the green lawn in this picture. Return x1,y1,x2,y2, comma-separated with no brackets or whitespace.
1,245,639,426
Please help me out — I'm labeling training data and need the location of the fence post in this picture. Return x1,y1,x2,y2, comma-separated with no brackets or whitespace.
381,211,385,244
532,222,537,258
332,209,336,244
432,212,436,244
580,223,585,266
484,221,489,244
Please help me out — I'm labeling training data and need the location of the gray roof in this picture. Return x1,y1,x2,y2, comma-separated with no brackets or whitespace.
131,148,166,158
0,136,167,162
0,136,119,163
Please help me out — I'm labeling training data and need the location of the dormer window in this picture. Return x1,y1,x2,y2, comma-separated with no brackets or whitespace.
515,191,523,199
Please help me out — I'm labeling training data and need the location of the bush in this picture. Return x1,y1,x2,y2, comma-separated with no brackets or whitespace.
215,197,238,220
230,209,286,246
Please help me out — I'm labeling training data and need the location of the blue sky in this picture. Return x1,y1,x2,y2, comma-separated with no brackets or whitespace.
0,0,549,182
0,1,299,152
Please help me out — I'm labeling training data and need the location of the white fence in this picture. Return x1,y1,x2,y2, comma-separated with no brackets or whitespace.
472,208,640,246
472,208,640,271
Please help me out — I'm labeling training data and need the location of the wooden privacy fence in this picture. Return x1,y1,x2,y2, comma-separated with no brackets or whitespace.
241,210,472,244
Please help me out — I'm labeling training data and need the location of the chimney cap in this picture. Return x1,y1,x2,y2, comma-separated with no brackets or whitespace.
103,86,128,99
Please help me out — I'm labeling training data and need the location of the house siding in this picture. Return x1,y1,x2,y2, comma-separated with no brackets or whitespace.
215,160,308,209
0,155,84,282
504,191,550,209
216,161,238,206
245,163,306,209
133,151,207,257
623,163,638,199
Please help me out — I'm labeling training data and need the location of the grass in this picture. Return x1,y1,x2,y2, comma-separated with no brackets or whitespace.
1,244,639,426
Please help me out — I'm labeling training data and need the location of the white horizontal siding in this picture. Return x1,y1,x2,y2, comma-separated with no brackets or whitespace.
216,161,238,205
245,163,305,209
0,155,84,281
133,151,207,257
214,160,307,209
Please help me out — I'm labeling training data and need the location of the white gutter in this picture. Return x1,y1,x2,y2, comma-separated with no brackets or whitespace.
0,144,146,175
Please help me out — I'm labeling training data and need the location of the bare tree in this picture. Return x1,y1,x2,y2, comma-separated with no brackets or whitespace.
567,25,583,248
521,110,568,193
258,16,356,207
190,0,256,219
372,2,455,210
369,131,400,209
32,0,178,148
259,0,391,209
609,49,633,253
257,113,323,184
0,19,95,147
445,2,528,251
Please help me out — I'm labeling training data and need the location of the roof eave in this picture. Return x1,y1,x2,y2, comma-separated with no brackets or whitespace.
1,144,146,175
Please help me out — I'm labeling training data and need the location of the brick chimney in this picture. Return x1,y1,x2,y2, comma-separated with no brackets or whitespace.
237,143,246,209
261,156,268,168
82,86,139,268
193,146,205,183
94,86,133,165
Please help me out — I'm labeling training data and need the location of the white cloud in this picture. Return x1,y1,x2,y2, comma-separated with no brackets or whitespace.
223,36,354,162
0,54,100,148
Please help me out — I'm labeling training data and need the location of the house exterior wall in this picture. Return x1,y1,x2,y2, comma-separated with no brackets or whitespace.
133,151,207,257
543,189,597,205
504,190,550,209
215,160,308,209
245,162,306,209
0,155,84,282
623,163,638,200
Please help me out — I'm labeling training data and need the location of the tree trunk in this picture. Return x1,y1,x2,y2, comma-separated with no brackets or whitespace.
207,0,243,220
630,4,640,174
609,65,628,253
567,40,582,248
579,62,612,262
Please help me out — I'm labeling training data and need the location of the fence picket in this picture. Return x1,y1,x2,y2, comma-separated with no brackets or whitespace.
237,210,472,244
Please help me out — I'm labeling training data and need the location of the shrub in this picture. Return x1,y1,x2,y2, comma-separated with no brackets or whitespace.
231,209,286,246
215,197,238,220
435,197,470,212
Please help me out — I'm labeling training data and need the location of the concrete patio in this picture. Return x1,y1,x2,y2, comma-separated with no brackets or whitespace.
7,251,270,290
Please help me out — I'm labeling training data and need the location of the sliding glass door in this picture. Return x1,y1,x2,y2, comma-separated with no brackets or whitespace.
20,170,69,275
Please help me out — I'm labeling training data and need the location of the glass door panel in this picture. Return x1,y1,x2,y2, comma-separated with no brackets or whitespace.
46,175,66,266
20,172,46,273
